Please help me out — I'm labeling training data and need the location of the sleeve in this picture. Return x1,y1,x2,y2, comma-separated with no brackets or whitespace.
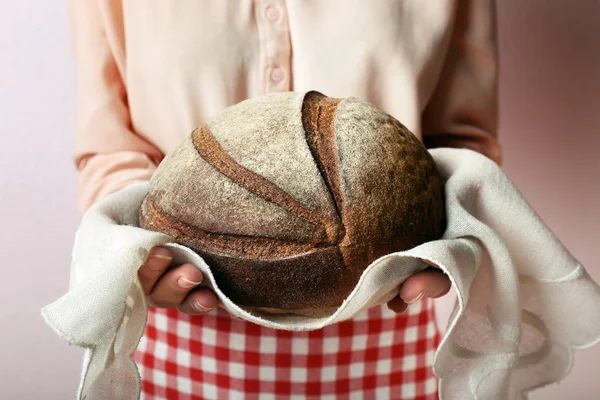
421,0,503,165
69,0,164,216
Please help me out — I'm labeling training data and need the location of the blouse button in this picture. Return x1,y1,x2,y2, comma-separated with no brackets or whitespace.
265,5,280,21
270,66,285,82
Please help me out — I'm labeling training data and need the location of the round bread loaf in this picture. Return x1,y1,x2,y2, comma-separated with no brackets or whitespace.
139,91,446,313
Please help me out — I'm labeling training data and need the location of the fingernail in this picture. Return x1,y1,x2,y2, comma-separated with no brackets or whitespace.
152,247,172,261
404,292,424,305
147,249,172,271
192,301,213,313
392,305,408,314
177,276,202,289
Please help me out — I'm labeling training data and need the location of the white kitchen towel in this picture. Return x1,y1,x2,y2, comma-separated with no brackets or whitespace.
42,148,600,400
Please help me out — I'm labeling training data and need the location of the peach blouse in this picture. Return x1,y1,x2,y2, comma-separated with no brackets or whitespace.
69,0,501,216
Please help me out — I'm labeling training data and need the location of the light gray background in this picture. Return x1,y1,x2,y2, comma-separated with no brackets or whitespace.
1,1,598,399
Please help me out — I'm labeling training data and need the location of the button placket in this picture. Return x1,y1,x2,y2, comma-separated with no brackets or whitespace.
255,0,292,93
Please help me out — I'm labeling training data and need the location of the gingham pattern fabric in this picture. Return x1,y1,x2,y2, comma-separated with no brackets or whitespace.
133,299,440,400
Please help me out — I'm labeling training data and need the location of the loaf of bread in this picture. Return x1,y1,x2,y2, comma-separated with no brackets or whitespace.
139,91,445,313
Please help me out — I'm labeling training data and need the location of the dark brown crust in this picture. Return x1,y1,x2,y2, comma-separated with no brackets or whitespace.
301,92,346,244
199,246,355,310
191,123,331,246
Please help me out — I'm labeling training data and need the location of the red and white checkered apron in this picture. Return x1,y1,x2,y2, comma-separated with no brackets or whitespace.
134,298,440,400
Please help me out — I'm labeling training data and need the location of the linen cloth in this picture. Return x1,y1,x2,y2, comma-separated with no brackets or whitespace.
42,148,600,399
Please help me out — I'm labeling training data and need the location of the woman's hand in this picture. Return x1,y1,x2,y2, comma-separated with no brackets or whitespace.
387,260,451,313
138,247,219,315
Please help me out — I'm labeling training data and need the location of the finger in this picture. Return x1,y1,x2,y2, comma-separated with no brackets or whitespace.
148,263,204,308
177,287,220,315
138,247,173,295
399,267,451,304
387,294,408,314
